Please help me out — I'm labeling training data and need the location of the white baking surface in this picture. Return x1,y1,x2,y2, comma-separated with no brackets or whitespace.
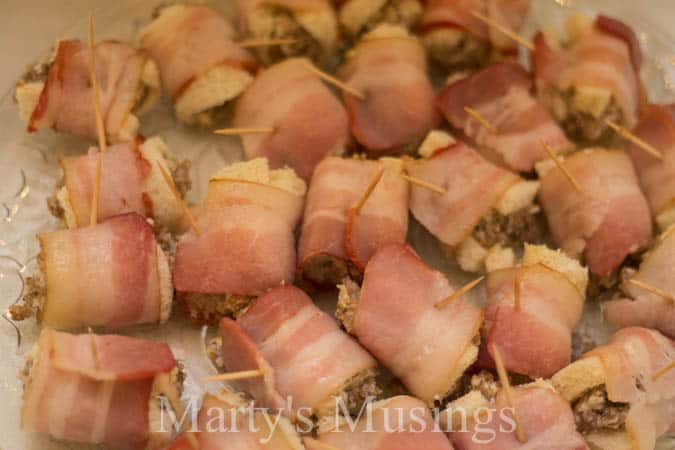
0,1,674,449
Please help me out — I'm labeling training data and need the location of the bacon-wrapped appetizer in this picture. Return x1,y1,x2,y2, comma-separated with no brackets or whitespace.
237,0,339,66
49,137,190,231
232,58,349,180
139,4,257,126
603,226,675,339
215,285,379,419
480,244,588,379
420,0,530,71
436,61,574,172
336,0,423,40
15,39,160,142
10,213,172,329
552,327,675,450
625,103,675,230
442,380,590,450
298,156,409,288
21,328,181,450
172,159,306,324
338,25,439,156
337,244,483,405
407,135,543,273
533,15,643,144
537,148,652,279
304,395,454,450
166,392,303,450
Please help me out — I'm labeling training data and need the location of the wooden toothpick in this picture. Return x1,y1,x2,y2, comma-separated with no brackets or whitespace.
213,127,275,136
491,344,527,443
351,169,384,215
435,276,485,309
605,119,663,161
87,14,107,227
239,38,299,48
652,361,675,381
464,106,498,134
542,142,584,194
627,279,674,302
302,61,366,100
156,161,201,236
204,369,264,382
470,10,534,51
401,174,445,194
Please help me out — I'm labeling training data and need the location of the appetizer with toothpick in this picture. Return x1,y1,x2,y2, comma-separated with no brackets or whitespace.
337,244,483,405
407,135,544,274
213,285,380,419
172,158,306,324
15,39,160,142
20,328,182,450
552,327,675,450
139,4,257,126
298,156,409,288
420,0,530,72
48,137,190,232
603,225,675,339
229,57,350,180
478,244,588,378
537,148,652,281
533,15,644,145
436,61,574,172
338,24,439,156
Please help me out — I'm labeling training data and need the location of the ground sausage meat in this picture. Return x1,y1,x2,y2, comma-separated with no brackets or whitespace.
424,31,490,72
177,292,254,326
336,277,360,334
172,159,192,198
9,276,43,321
357,0,422,38
300,254,362,291
573,386,628,433
472,206,545,249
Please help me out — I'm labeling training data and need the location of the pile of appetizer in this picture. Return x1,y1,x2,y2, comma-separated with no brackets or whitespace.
8,1,674,450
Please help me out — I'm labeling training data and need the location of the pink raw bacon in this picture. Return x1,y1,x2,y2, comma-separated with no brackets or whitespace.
233,58,349,180
437,62,573,172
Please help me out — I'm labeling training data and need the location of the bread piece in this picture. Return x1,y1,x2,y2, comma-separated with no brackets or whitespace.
456,236,489,273
147,367,183,449
495,180,540,216
523,243,589,294
418,129,456,158
174,64,253,126
211,157,307,197
157,244,173,324
484,244,515,272
15,81,43,123
656,206,675,231
339,0,422,39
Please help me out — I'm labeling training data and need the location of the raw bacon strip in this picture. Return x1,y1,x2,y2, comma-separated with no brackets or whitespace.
298,157,409,282
420,0,529,52
483,264,584,378
584,327,674,405
219,285,377,416
353,244,483,403
139,4,256,100
604,229,675,338
233,58,349,180
339,27,439,155
166,394,302,450
60,141,150,227
39,213,164,330
538,149,652,277
533,15,643,129
173,174,304,296
437,62,573,172
21,328,176,450
406,142,520,247
28,39,147,141
625,104,675,219
449,384,589,450
306,396,454,450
